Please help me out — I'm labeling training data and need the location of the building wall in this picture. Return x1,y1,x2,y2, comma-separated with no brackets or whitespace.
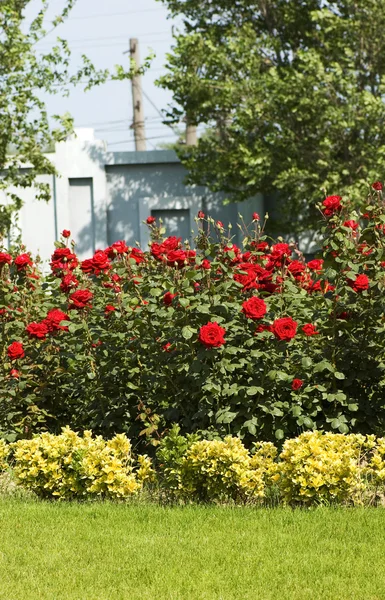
105,150,264,249
1,132,264,261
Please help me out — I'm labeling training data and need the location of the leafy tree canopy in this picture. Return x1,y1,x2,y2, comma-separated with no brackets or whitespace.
0,0,143,238
157,0,385,233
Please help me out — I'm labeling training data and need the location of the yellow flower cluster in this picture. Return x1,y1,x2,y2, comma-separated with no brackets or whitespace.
175,432,385,505
3,429,385,504
276,431,368,504
180,437,276,501
11,427,154,500
366,436,385,487
0,439,8,472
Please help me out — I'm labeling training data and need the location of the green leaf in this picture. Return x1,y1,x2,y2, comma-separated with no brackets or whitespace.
150,288,162,297
275,429,284,440
216,410,237,424
334,372,345,380
181,326,195,340
314,361,334,373
338,423,349,434
246,386,264,396
302,357,313,368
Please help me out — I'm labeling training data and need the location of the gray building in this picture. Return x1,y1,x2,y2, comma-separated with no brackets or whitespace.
1,129,264,261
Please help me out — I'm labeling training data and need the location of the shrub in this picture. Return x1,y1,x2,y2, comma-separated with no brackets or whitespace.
156,424,200,493
179,437,273,502
276,431,367,505
3,186,385,444
11,427,153,500
0,439,8,472
366,436,385,490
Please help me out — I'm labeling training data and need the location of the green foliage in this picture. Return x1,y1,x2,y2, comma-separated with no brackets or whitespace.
11,427,154,499
156,424,200,492
0,0,139,237
4,429,385,506
2,189,385,445
178,436,276,502
157,0,385,232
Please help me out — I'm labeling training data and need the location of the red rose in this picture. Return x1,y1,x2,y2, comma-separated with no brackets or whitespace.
201,259,211,270
307,259,323,272
166,249,187,267
241,296,267,320
60,273,79,293
163,291,177,306
272,317,297,341
348,274,369,292
106,240,129,259
287,260,305,277
69,289,93,309
80,258,94,274
343,220,359,231
292,379,303,391
0,252,12,266
146,216,156,225
92,250,111,273
45,309,70,332
162,236,181,252
251,241,269,252
337,311,350,320
105,305,116,316
322,195,342,216
7,341,24,360
216,221,224,229
26,321,49,339
270,243,290,261
197,211,205,219
14,253,33,270
372,181,383,191
302,323,319,336
198,322,226,348
358,243,373,256
252,212,260,221
255,324,273,335
62,230,71,238
129,247,145,264
50,247,78,273
10,369,20,378
162,342,172,352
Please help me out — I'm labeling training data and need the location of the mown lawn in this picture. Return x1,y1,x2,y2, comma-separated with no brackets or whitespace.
0,500,384,599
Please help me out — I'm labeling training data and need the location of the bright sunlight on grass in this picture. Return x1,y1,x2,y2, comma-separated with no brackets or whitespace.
0,501,385,599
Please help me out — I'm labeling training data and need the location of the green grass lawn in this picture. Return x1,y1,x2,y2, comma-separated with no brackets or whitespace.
0,500,385,599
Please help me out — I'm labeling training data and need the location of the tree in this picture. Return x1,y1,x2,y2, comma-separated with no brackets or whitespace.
157,0,385,233
0,0,141,238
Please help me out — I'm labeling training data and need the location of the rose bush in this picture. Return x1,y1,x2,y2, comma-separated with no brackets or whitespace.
2,185,385,445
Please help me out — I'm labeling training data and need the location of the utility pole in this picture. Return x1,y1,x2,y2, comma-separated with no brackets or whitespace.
129,38,146,151
186,118,197,146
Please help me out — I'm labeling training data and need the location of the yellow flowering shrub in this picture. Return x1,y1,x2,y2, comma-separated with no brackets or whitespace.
11,427,154,500
179,437,273,502
0,439,8,472
366,436,385,488
276,431,368,505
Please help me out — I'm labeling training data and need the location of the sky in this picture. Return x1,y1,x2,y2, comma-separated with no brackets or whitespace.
29,0,183,151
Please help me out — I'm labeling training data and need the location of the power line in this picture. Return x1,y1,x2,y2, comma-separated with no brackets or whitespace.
36,31,171,45
44,7,165,21
37,39,170,51
108,133,177,146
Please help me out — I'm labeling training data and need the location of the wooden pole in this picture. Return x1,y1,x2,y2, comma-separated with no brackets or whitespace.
130,38,146,151
186,118,197,146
